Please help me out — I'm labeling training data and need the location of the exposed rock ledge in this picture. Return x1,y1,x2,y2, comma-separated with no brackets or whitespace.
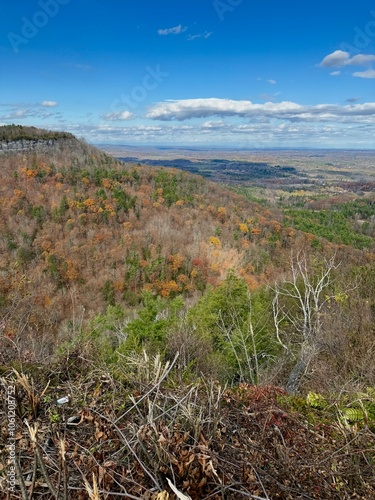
0,139,58,153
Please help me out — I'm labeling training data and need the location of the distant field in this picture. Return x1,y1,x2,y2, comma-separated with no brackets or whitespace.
100,145,375,193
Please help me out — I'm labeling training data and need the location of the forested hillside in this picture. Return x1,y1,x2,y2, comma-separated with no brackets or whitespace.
0,127,374,499
0,124,74,142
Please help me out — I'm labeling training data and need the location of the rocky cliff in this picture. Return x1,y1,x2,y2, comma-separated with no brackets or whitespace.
0,138,58,153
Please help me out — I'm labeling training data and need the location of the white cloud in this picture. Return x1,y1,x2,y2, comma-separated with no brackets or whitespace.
320,50,349,67
101,111,134,121
353,69,375,79
146,98,375,124
267,79,277,85
1,104,62,122
201,120,226,129
350,54,375,65
41,100,58,107
62,119,375,149
330,71,341,76
157,25,187,35
320,50,375,68
3,109,30,120
187,31,213,41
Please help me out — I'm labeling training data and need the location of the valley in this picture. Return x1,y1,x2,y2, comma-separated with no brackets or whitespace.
0,128,374,499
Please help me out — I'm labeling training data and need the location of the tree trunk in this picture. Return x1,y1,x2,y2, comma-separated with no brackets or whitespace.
285,358,308,394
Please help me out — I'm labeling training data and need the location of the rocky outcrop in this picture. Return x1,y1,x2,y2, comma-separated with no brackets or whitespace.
0,139,58,153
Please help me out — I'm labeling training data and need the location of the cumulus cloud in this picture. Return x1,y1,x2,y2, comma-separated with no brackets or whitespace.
145,98,375,124
101,111,134,121
61,119,375,148
157,25,187,35
187,31,213,41
320,50,375,68
353,69,375,79
41,100,58,107
320,50,349,67
350,54,375,65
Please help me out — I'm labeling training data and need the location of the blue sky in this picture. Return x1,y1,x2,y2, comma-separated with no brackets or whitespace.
1,0,375,148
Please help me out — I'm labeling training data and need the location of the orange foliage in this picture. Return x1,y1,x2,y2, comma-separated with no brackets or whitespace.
168,253,184,271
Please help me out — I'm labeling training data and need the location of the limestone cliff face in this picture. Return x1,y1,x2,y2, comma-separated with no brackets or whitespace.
0,139,58,153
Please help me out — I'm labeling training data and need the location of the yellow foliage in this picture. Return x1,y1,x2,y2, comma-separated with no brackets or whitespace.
160,280,180,297
239,223,249,233
169,253,184,271
209,236,221,248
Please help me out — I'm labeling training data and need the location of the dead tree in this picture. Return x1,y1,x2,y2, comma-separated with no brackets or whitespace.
272,251,338,394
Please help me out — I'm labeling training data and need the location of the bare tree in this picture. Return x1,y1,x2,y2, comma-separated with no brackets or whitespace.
217,292,273,384
272,250,339,393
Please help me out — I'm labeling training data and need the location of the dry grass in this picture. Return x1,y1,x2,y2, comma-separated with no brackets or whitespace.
1,353,374,500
